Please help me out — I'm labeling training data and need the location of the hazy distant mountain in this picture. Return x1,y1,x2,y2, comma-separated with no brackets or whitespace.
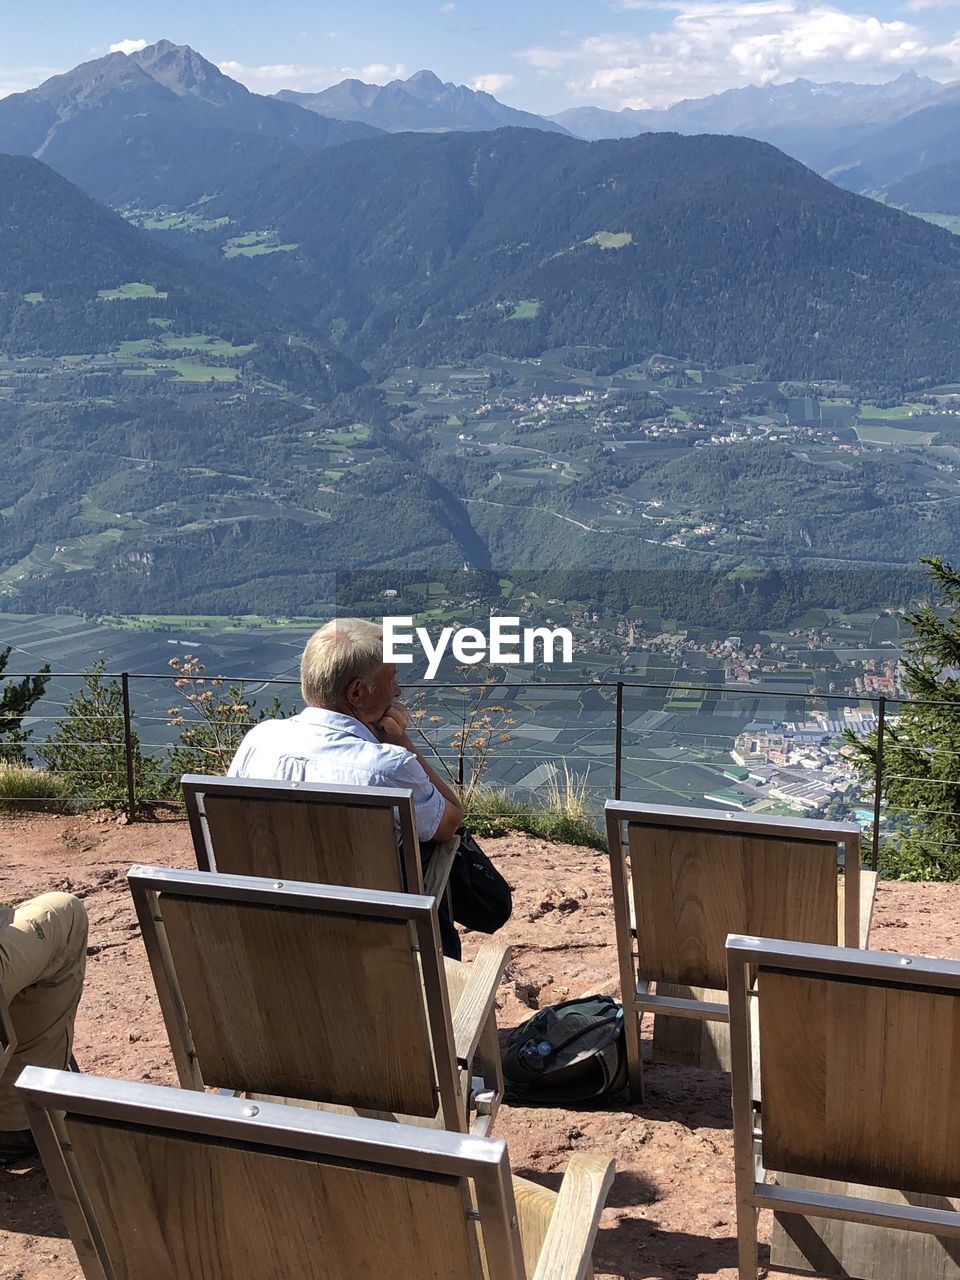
276,68,569,134
0,40,380,206
886,159,960,215
553,73,945,168
196,127,960,385
822,87,960,205
551,73,960,211
555,74,942,138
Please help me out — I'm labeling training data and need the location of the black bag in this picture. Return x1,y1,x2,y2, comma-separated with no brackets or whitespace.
502,995,628,1105
448,829,513,933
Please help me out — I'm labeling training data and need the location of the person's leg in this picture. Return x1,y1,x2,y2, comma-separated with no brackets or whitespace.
0,892,88,1136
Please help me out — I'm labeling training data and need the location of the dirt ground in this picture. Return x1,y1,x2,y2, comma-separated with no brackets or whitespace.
1,810,958,1280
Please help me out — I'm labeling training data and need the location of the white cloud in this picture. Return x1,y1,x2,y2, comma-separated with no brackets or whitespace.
0,65,62,97
109,39,148,55
218,60,407,93
440,2,456,10
360,63,408,82
470,72,516,94
517,3,960,108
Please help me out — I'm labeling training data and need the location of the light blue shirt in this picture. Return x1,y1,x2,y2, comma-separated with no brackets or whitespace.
227,707,446,842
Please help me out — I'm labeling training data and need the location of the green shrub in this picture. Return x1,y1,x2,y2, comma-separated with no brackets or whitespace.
40,661,153,807
0,763,69,810
464,775,605,850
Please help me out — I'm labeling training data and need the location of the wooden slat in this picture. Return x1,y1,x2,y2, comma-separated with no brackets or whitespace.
760,969,960,1192
513,1176,558,1280
651,983,730,1070
630,824,838,990
66,1115,481,1280
836,869,878,949
860,870,878,948
203,795,408,891
423,838,458,899
160,893,439,1116
772,1174,960,1279
530,1154,614,1280
451,943,510,1067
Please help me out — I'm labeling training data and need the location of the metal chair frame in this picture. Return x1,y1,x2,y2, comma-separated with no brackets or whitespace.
128,863,506,1134
605,801,864,1098
727,934,960,1280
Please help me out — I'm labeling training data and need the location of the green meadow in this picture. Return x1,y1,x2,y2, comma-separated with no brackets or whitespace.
584,231,633,249
509,299,541,319
98,282,168,301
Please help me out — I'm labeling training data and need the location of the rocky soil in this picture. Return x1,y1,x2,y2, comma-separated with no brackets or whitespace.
1,810,958,1279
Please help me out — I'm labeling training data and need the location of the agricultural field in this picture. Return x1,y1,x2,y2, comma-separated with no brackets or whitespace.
854,423,936,445
223,230,299,259
508,300,541,319
97,282,168,301
117,335,255,358
584,231,633,249
123,208,232,234
857,402,930,420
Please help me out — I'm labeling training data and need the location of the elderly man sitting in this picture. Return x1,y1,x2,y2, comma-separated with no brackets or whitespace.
228,617,465,951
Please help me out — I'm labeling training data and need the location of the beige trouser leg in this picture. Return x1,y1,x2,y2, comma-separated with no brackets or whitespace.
0,892,88,1130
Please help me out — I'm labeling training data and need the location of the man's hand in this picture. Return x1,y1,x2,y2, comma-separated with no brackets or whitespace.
375,700,411,746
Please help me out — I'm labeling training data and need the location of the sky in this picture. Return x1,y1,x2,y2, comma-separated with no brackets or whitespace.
4,0,960,113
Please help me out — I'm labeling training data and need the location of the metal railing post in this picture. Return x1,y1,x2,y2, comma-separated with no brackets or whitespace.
121,672,137,824
456,687,466,789
615,681,624,801
872,696,886,872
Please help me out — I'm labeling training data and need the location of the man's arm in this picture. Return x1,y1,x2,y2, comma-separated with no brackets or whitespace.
377,703,464,842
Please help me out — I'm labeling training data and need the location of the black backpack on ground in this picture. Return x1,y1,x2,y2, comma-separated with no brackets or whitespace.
502,995,628,1105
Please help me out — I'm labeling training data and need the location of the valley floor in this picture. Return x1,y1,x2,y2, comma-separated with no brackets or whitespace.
1,812,958,1279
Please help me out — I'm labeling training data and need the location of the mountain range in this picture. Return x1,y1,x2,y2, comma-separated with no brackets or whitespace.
552,74,943,152
6,43,960,214
1,41,960,387
3,118,960,388
552,73,960,211
6,45,960,611
0,40,379,206
189,127,960,386
277,68,569,134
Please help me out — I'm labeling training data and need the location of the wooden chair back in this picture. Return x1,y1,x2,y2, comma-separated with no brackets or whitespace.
727,936,960,1278
17,1069,527,1280
607,802,860,989
182,774,423,894
751,945,960,1192
128,865,466,1129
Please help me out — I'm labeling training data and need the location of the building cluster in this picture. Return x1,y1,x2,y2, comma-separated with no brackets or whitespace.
729,707,882,813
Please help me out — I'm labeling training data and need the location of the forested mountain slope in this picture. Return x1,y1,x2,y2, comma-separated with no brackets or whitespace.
0,153,362,395
198,128,960,386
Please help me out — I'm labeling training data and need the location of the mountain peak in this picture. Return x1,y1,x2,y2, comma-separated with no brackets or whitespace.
130,39,247,104
406,69,445,89
274,67,569,135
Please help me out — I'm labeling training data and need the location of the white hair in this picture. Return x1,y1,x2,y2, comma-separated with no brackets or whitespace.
300,618,384,707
